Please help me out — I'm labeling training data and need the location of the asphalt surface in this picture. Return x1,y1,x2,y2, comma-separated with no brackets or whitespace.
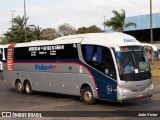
0,72,160,120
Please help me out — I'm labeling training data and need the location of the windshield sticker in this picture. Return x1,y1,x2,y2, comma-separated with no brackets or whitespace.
139,62,149,71
105,69,109,74
135,69,139,73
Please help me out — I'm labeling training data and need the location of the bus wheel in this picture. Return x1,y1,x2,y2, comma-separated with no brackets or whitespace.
24,81,33,95
15,80,23,93
81,87,96,105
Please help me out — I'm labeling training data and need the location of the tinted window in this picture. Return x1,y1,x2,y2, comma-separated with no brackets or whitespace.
14,44,78,60
103,47,116,79
81,45,116,79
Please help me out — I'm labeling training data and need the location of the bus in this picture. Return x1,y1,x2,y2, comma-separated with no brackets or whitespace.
0,45,8,70
142,43,159,61
1,33,153,104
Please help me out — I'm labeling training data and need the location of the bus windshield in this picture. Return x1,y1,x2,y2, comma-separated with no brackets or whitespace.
117,46,151,81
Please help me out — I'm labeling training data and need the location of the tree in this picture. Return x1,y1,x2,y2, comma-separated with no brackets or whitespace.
29,25,42,40
4,27,25,43
41,28,60,40
58,23,76,36
4,15,43,43
76,25,102,34
4,15,30,43
87,25,102,33
76,27,87,34
104,9,136,32
13,16,28,30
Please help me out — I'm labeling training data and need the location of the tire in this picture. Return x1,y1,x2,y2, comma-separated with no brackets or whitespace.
24,81,33,95
15,80,23,93
81,87,96,105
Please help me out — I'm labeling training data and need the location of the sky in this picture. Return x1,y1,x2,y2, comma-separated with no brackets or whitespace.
0,0,160,37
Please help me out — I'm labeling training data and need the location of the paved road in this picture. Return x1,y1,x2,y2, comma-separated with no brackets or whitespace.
0,73,160,120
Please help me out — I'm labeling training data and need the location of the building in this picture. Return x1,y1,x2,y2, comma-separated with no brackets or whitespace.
124,13,160,43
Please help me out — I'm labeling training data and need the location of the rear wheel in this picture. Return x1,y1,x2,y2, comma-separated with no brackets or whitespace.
81,87,96,105
24,81,33,95
15,80,23,93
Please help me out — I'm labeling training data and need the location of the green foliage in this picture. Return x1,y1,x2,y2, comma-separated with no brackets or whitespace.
104,9,136,32
76,25,102,34
2,15,106,44
4,16,43,43
76,27,87,34
29,25,42,40
0,37,9,44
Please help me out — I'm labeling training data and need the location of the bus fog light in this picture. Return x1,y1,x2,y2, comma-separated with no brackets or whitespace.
117,87,130,93
123,89,130,93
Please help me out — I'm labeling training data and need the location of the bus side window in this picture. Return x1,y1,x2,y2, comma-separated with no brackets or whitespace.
82,45,103,72
103,48,116,79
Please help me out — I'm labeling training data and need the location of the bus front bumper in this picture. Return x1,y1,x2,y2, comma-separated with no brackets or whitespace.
117,84,154,101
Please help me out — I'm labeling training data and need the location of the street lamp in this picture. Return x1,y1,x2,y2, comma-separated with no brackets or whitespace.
150,0,153,44
24,0,27,42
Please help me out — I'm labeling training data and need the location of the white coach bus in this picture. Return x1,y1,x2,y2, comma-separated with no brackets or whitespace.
142,43,159,61
0,45,8,70
1,33,153,104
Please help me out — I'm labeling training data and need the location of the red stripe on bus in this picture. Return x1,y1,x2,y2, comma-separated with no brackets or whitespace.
7,43,16,71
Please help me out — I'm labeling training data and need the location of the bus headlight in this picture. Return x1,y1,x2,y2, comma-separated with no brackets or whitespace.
117,87,130,93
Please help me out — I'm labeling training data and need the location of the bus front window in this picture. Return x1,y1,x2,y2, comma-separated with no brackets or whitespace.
117,46,151,81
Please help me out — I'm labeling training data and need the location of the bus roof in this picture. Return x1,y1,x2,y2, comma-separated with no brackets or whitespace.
4,32,142,48
0,44,9,48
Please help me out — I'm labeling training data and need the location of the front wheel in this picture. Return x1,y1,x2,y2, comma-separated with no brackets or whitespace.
81,87,96,105
24,81,33,95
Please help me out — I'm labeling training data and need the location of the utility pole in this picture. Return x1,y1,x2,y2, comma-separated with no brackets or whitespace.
150,0,153,44
10,10,15,28
24,0,27,42
150,0,154,64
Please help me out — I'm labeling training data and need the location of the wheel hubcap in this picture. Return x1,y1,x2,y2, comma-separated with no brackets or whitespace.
26,84,30,93
17,83,22,91
84,91,92,102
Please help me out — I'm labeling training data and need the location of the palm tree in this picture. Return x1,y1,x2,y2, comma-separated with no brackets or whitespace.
12,16,29,30
29,25,42,40
104,9,136,32
4,15,29,43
